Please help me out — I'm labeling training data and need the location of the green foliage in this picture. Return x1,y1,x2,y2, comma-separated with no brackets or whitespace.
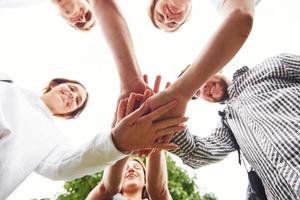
56,155,217,200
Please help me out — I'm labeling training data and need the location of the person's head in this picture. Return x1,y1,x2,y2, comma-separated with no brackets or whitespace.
178,65,230,103
52,0,95,31
148,0,192,32
121,158,148,199
194,74,230,102
41,78,89,119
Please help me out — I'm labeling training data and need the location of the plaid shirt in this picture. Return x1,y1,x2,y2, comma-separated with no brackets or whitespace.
171,54,300,200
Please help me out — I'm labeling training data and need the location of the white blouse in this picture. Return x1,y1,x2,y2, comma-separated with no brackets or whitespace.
0,81,126,199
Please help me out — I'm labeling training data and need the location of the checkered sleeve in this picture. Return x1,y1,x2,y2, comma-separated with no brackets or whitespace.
170,123,236,169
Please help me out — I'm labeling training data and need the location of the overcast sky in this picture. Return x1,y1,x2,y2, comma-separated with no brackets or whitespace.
2,0,300,199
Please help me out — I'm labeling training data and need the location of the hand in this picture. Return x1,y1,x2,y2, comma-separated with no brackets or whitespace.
112,78,150,127
135,76,188,157
111,95,187,153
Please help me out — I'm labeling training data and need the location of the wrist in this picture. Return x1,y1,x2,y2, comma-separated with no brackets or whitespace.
120,77,143,91
166,83,190,102
111,130,132,155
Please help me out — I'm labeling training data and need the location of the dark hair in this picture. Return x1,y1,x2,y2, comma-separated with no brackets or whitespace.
148,0,192,32
44,78,89,119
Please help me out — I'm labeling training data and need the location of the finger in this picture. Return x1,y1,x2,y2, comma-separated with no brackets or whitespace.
125,102,150,124
152,143,179,151
153,75,162,93
116,99,127,123
159,134,173,144
156,125,186,138
154,116,188,130
134,94,145,108
143,100,177,121
126,93,136,116
143,74,148,84
165,82,171,89
141,89,152,103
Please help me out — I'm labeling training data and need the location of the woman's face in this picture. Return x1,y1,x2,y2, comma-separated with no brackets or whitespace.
152,0,192,32
122,160,145,192
43,83,87,116
52,0,95,31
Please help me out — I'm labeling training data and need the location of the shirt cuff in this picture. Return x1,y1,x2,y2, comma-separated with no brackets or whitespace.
94,133,128,164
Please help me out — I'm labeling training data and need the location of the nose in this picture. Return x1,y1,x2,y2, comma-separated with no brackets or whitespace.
127,167,135,173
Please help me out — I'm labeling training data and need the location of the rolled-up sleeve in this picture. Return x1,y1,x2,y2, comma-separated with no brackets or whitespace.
170,123,236,169
35,133,127,180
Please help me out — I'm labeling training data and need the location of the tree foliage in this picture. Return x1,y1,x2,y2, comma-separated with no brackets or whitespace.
55,155,217,200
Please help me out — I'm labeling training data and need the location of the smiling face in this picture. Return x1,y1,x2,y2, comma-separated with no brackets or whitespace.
121,160,145,193
194,74,230,103
52,0,95,31
41,81,88,119
150,0,192,32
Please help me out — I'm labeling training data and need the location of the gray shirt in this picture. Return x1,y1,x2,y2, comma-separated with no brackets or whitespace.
171,54,300,200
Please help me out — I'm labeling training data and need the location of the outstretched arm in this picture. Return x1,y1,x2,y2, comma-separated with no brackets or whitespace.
147,0,255,117
146,151,172,200
90,0,146,96
170,124,236,169
86,157,129,200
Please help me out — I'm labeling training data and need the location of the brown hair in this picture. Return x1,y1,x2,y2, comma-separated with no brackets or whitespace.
44,78,89,119
148,0,192,32
121,158,149,199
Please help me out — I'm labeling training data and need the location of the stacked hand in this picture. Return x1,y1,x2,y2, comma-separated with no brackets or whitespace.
111,76,188,153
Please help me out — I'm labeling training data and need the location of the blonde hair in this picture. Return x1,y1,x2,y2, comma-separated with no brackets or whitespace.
148,0,192,32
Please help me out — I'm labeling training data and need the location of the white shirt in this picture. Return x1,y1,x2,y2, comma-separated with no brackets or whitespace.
0,0,46,7
0,81,126,199
210,0,261,13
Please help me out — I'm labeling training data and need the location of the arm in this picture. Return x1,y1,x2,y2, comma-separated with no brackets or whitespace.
35,93,186,180
146,151,172,200
35,133,127,180
90,0,146,95
147,0,254,117
170,124,236,169
86,156,130,200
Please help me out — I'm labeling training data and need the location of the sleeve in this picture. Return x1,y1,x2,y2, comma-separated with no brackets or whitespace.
34,133,127,180
170,123,236,169
0,73,13,83
279,53,300,82
210,0,261,13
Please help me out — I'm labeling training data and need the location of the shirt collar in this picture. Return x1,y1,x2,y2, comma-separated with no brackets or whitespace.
226,66,250,101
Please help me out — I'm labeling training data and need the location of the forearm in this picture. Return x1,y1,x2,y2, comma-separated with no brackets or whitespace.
170,9,253,99
35,133,126,180
91,0,142,87
87,156,130,200
146,151,171,200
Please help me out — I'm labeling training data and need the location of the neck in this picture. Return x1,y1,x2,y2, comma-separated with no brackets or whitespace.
122,189,143,200
40,94,55,115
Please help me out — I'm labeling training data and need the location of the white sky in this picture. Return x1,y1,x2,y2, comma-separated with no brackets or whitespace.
1,0,300,199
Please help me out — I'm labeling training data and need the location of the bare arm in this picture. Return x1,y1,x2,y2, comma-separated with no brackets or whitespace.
146,151,172,200
86,157,130,200
90,0,145,93
172,0,255,99
148,0,254,117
